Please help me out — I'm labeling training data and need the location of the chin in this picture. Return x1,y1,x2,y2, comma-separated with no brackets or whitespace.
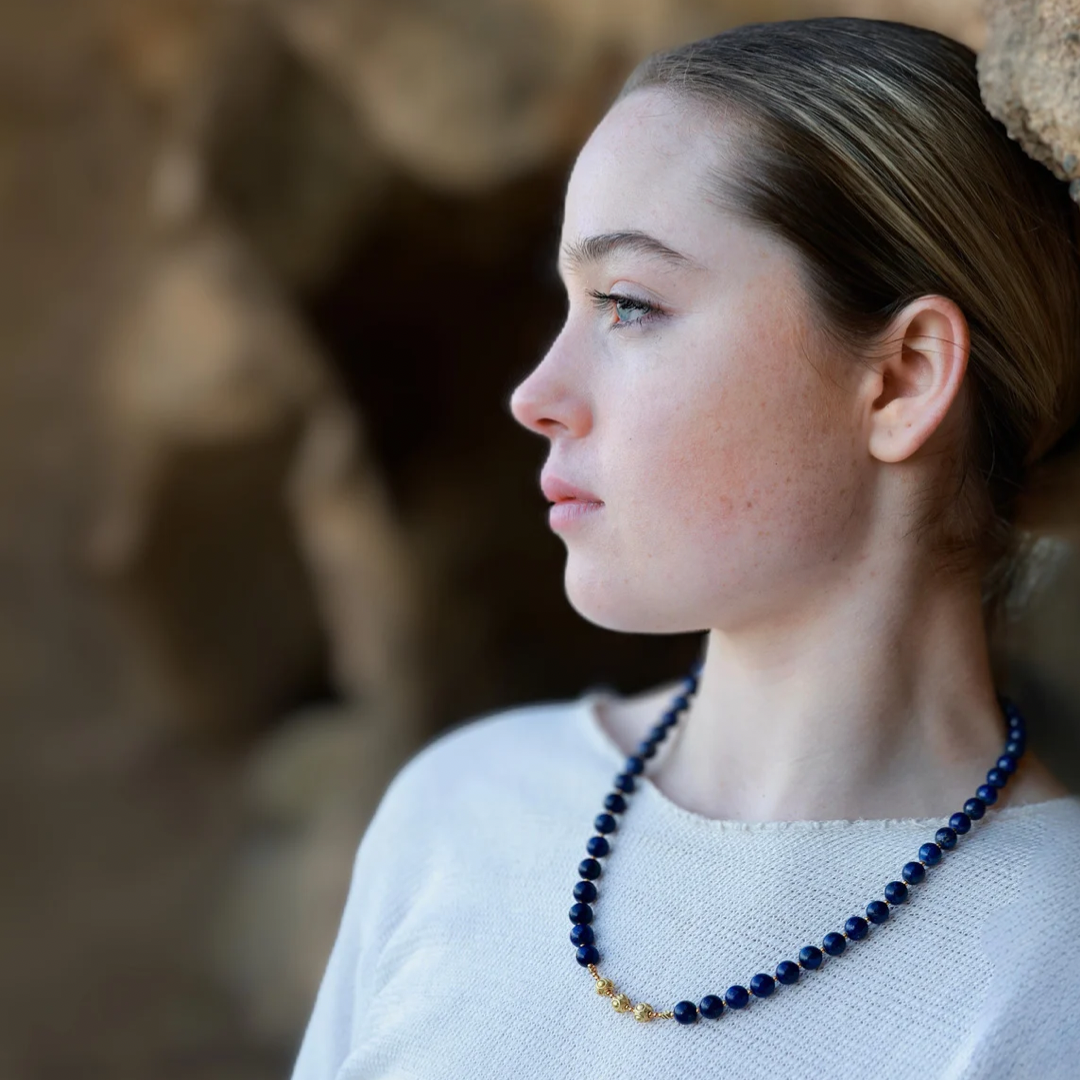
563,566,700,635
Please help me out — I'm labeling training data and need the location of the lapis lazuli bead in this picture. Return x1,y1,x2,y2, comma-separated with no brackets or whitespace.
573,880,597,903
604,792,627,814
902,861,926,884
1005,739,1024,758
776,960,800,985
845,916,869,940
625,756,645,776
750,973,775,997
823,932,846,956
569,902,593,924
614,773,636,793
884,880,909,904
724,985,750,1009
949,812,972,835
866,900,890,924
648,724,667,743
986,768,1008,789
919,842,942,866
673,1000,699,1024
672,694,690,713
976,784,998,806
586,835,610,858
576,944,600,967
699,995,725,1019
638,739,658,759
662,710,678,727
996,754,1018,775
594,813,617,834
578,858,602,880
964,797,987,820
799,945,824,970
570,923,594,947
935,827,958,850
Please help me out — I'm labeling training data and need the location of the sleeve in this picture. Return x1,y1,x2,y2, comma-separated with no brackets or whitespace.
287,748,429,1080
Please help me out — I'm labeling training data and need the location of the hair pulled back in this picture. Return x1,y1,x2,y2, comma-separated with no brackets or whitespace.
619,18,1080,633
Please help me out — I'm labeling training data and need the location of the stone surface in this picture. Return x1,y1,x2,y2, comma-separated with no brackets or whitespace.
978,0,1080,200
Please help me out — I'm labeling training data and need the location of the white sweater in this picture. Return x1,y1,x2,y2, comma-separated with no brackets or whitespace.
291,689,1080,1079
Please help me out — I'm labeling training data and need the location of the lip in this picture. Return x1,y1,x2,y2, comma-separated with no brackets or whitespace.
540,472,603,505
540,471,604,531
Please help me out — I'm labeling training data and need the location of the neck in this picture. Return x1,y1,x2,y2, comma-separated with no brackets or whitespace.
649,571,1043,823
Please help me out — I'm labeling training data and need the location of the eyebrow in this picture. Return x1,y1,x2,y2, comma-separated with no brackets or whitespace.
557,230,701,278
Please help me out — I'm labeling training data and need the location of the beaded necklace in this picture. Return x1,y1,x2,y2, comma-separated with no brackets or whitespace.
569,660,1028,1024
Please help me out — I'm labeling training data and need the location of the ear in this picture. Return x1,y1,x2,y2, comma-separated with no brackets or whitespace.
865,295,970,465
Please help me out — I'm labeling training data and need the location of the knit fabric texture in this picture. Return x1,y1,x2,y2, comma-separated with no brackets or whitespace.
290,689,1080,1079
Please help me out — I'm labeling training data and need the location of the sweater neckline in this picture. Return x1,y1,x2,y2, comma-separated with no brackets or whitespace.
576,686,1080,834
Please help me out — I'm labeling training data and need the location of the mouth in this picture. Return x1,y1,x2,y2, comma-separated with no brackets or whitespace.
547,497,604,530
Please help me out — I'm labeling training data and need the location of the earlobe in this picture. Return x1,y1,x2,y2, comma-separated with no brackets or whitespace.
866,296,970,465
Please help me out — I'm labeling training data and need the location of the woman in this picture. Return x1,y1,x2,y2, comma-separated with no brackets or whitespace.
292,18,1080,1079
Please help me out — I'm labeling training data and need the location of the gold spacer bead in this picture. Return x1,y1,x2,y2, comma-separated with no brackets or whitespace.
612,993,632,1012
594,977,614,996
632,1003,656,1022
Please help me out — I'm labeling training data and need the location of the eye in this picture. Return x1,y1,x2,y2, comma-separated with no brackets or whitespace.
586,289,663,329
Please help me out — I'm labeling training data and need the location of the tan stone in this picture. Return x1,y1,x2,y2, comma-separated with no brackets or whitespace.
978,0,1080,201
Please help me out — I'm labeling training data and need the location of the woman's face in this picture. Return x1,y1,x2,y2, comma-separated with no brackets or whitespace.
510,88,874,633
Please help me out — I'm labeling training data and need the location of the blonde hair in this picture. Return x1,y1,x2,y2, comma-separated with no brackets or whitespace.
619,18,1080,635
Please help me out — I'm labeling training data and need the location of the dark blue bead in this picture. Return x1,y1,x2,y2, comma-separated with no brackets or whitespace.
570,923,594,947
949,812,972,835
573,880,597,903
576,944,600,967
662,710,678,727
648,724,667,743
724,985,749,1009
638,740,658,759
776,960,800,985
1005,739,1024,758
673,1000,699,1025
594,813,617,834
569,902,593,924
919,842,942,866
845,916,869,940
935,827,958,850
866,900,890,924
902,861,926,884
996,754,1018,775
884,880,909,904
586,835,610,858
625,756,645,776
976,784,998,806
614,773,636,793
964,797,987,820
986,768,1009,789
682,676,699,694
578,858,602,880
699,994,725,1019
750,973,775,997
799,945,823,970
604,793,627,814
672,694,690,713
822,932,846,956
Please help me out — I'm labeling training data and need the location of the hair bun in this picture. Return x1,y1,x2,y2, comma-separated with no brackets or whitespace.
977,0,1080,205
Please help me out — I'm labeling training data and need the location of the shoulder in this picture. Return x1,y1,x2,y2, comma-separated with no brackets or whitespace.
360,694,596,844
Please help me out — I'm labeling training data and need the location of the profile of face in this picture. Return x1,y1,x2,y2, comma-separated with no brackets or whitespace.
509,88,880,635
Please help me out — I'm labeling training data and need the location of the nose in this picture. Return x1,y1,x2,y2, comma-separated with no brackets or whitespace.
508,330,592,439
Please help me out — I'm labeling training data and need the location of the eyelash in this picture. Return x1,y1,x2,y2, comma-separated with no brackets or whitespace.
585,289,663,330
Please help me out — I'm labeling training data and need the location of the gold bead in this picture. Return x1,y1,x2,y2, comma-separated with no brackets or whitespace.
611,993,632,1012
594,978,614,996
633,1003,656,1023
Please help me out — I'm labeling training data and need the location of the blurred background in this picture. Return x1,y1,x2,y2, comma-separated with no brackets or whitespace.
2,0,1078,1076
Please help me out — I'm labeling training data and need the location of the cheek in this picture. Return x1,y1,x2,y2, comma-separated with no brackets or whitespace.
614,341,859,561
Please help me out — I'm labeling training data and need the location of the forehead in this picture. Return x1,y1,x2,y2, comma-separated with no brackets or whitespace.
561,88,728,248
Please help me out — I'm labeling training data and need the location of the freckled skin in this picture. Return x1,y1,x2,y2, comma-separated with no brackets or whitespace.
510,89,873,634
